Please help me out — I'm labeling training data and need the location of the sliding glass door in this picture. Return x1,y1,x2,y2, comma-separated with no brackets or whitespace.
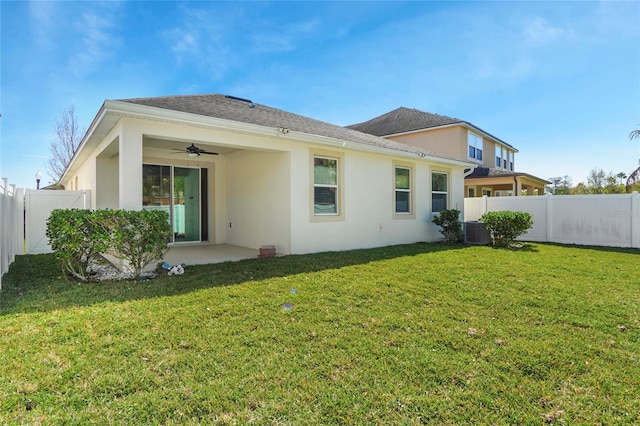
173,167,200,242
143,164,203,243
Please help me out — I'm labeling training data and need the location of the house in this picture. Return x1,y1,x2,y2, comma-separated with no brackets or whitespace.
61,94,474,255
347,107,549,197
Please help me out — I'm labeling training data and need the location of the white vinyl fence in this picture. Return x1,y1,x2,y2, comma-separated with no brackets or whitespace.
465,193,640,248
25,189,91,254
0,185,91,288
1,178,22,289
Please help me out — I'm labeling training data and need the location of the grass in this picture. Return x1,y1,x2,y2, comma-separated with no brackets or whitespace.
1,242,639,425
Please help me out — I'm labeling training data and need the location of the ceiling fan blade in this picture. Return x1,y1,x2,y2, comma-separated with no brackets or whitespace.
167,143,218,156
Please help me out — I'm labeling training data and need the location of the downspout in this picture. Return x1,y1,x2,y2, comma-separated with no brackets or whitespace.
464,167,476,178
464,168,476,198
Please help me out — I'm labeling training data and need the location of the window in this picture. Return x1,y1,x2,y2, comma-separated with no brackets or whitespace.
468,132,483,162
495,146,502,168
395,167,411,214
482,188,491,197
468,187,476,197
432,172,448,212
509,152,514,171
314,157,338,215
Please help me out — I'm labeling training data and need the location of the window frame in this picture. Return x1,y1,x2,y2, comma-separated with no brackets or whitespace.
310,150,345,222
468,187,476,198
431,170,449,213
468,131,483,162
393,162,415,219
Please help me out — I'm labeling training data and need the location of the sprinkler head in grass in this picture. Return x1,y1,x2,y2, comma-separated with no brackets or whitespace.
283,303,293,311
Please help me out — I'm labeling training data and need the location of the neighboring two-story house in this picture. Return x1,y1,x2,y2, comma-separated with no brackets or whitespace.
347,107,549,197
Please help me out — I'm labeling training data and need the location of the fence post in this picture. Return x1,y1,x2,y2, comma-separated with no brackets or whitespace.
0,178,5,290
632,192,639,249
546,194,553,243
16,188,25,255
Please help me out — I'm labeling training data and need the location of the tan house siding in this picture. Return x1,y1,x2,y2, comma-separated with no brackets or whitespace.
387,126,466,160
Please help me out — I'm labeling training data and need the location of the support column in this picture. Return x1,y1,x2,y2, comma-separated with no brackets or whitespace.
118,120,143,210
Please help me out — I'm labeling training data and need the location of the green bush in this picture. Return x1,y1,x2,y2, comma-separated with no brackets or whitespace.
46,209,111,281
106,209,172,279
480,210,533,248
432,208,463,244
47,209,171,281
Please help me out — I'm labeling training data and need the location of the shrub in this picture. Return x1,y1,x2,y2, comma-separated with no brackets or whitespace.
47,209,171,281
480,210,533,248
46,209,111,281
432,209,463,244
107,209,171,279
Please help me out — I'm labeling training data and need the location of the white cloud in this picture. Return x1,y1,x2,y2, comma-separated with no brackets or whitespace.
29,0,57,48
249,18,320,53
69,3,122,76
523,17,568,45
169,29,200,59
161,6,231,80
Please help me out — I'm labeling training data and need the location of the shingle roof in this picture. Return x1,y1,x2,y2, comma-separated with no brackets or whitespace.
117,94,458,160
466,167,550,184
347,106,515,150
346,107,462,136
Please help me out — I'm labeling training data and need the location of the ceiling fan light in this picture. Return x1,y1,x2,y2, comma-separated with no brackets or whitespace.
187,152,198,158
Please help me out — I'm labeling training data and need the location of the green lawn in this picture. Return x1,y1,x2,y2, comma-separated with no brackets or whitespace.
1,243,639,424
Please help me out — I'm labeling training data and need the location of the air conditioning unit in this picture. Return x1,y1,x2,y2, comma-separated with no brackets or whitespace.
465,221,491,245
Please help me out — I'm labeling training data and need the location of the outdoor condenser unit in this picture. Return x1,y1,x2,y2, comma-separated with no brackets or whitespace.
465,221,491,245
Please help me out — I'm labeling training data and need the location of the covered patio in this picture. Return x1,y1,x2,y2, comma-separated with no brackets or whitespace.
163,243,260,266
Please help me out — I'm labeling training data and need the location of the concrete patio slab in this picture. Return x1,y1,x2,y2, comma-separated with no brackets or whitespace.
163,243,259,266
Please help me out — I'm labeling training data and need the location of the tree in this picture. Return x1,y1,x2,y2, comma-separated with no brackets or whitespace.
627,126,640,192
616,172,627,185
587,168,607,194
559,175,572,195
548,177,562,195
547,175,573,195
575,168,624,194
47,106,85,183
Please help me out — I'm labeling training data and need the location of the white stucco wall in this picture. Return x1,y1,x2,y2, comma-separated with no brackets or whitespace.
225,149,291,254
289,148,465,254
65,112,467,255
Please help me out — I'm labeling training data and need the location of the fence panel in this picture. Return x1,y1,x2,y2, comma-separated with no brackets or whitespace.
464,193,639,248
25,189,91,254
550,194,632,247
1,178,19,288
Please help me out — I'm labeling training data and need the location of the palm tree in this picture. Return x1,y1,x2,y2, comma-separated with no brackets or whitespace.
627,127,640,192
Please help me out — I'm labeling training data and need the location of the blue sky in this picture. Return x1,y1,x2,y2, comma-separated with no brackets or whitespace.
1,1,639,189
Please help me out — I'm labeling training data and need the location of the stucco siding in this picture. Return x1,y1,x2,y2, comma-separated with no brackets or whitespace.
388,126,466,160
225,149,291,254
289,149,465,254
64,111,469,255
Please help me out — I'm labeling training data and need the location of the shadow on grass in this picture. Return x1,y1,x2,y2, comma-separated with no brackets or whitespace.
1,242,470,316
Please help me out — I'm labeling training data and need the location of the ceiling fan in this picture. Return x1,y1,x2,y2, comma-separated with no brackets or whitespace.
172,143,218,157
